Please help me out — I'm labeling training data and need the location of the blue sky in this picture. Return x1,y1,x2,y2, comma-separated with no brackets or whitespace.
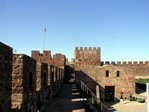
0,0,149,61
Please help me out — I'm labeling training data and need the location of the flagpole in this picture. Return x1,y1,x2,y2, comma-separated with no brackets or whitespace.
43,28,46,50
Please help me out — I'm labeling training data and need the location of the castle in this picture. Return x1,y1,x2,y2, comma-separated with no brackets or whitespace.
73,47,149,101
0,42,148,112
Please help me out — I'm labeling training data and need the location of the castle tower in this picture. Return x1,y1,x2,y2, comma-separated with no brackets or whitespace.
31,50,52,65
74,47,101,66
53,53,66,68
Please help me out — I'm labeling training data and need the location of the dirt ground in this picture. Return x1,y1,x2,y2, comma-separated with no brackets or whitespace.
106,100,147,112
105,88,147,112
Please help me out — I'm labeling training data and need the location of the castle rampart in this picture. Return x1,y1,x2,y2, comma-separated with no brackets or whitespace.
101,61,149,76
36,62,48,111
101,61,149,67
12,54,37,112
0,42,12,112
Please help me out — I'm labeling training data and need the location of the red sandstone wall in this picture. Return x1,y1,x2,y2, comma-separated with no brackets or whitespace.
0,42,12,112
36,62,48,91
53,53,66,68
74,64,135,101
74,47,101,65
101,61,149,67
32,50,52,65
12,54,37,112
101,61,149,77
131,67,149,76
36,62,48,111
32,51,52,86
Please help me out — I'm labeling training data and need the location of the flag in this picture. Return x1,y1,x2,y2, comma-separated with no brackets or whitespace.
44,28,46,32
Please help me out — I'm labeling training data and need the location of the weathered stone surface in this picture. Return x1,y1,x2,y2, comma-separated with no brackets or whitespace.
1,43,148,111
50,66,65,96
74,64,135,101
12,54,37,112
73,47,100,66
72,47,149,102
49,65,54,85
32,50,52,65
101,61,149,76
0,42,12,112
36,62,48,111
32,50,66,110
53,53,66,68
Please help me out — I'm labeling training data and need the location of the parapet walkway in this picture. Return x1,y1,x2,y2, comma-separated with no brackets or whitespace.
46,83,85,112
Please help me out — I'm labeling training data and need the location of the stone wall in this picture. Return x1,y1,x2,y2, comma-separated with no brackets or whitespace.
0,42,66,112
101,61,149,67
36,62,48,111
74,64,135,101
52,53,65,92
101,61,149,76
32,50,53,102
12,54,37,112
52,66,64,95
132,66,149,76
0,42,12,112
48,65,55,97
32,50,52,65
73,47,100,65
49,65,54,85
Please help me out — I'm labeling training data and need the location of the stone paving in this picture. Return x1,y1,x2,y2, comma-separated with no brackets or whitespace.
46,83,85,112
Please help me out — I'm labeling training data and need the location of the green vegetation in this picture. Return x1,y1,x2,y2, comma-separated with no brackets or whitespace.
136,79,149,84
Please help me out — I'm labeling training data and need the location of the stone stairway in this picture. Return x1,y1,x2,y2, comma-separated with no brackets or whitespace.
45,83,85,112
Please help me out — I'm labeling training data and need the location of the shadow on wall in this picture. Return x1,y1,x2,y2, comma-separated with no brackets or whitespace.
75,70,120,102
64,65,75,83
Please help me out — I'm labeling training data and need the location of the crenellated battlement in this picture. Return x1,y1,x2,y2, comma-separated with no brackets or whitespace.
101,61,149,67
75,47,100,51
31,50,52,65
32,50,51,56
74,47,101,65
